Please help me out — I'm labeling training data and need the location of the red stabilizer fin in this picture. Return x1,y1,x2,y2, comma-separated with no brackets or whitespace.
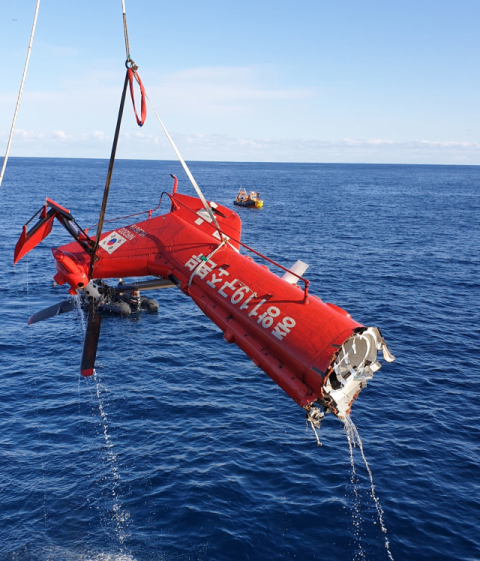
46,198,71,216
14,214,55,264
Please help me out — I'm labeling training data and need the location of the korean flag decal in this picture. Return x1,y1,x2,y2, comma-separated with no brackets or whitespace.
99,231,128,254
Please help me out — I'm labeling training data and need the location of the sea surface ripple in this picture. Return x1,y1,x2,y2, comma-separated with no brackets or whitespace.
0,158,479,560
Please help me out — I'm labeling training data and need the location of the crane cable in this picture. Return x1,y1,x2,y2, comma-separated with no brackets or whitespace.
121,0,131,61
88,71,129,279
89,0,134,278
1,0,224,245
0,0,41,189
90,0,224,277
123,0,223,237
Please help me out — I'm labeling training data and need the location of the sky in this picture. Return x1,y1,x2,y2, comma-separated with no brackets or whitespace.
1,0,480,164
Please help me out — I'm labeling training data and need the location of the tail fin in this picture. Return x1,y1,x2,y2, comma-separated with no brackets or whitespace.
14,198,93,264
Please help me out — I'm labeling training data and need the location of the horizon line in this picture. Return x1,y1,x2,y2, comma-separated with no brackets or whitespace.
5,156,480,167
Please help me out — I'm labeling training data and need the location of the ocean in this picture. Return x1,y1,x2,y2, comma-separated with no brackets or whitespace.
0,158,479,560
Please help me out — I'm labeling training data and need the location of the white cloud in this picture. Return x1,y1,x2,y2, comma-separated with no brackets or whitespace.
1,65,479,163
3,128,480,164
52,130,70,140
12,129,45,141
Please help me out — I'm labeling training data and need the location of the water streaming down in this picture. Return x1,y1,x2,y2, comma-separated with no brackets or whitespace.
93,371,132,546
344,415,395,561
344,418,366,560
76,303,131,549
74,296,86,332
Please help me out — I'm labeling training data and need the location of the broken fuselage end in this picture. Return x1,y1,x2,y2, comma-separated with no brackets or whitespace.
322,327,395,419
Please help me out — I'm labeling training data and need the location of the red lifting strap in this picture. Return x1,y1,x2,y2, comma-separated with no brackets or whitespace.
127,68,147,126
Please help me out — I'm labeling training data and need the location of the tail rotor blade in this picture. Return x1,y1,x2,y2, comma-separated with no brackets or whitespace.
28,299,76,325
80,300,102,377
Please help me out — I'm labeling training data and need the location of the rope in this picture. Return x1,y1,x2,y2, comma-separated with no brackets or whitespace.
145,93,225,240
188,239,228,288
121,0,131,60
0,0,41,189
120,0,222,240
121,2,146,126
88,0,137,277
86,193,164,232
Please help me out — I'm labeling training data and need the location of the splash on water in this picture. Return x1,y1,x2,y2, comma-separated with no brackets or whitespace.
344,415,394,561
93,371,131,544
41,547,137,561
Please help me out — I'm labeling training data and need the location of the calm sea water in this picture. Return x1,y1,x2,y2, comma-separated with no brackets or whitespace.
0,158,479,561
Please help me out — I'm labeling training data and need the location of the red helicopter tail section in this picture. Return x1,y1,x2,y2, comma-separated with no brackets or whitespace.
14,198,93,265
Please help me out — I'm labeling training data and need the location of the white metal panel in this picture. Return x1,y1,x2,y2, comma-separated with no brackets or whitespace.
282,260,309,285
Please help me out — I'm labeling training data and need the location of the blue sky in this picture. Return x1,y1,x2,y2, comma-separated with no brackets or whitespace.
1,0,480,163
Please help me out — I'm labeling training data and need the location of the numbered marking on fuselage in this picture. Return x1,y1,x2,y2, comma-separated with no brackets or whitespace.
184,253,297,340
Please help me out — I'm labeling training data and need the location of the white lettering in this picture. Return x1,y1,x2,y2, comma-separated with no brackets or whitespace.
206,267,229,288
231,285,250,304
240,292,257,310
195,258,217,280
262,306,281,328
185,254,202,271
129,224,147,237
248,299,266,318
272,324,287,340
257,311,267,324
279,317,296,333
219,278,238,298
272,317,296,340
118,228,135,241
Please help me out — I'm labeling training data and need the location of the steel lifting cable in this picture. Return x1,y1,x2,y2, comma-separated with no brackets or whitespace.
118,0,225,241
89,0,135,278
0,0,41,189
121,0,131,61
89,71,129,278
120,2,225,242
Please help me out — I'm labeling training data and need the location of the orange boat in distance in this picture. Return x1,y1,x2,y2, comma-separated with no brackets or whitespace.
234,187,263,208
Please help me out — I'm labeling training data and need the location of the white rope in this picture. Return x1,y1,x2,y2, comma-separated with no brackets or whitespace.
0,0,41,189
188,238,227,287
145,93,225,239
119,0,223,239
120,0,130,60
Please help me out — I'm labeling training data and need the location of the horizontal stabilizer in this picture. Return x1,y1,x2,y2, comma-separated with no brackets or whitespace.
14,199,93,265
14,213,55,265
282,260,309,285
